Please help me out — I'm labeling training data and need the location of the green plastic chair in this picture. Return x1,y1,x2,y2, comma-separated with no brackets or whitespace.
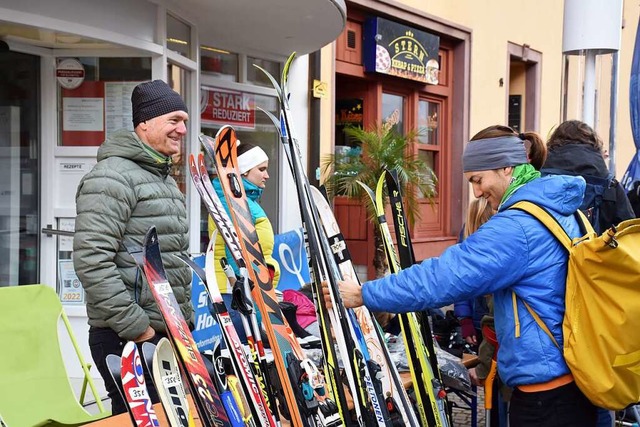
0,285,110,426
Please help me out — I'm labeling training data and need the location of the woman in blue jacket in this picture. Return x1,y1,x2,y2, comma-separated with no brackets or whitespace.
337,126,598,427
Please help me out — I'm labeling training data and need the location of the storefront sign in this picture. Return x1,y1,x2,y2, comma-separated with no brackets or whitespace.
201,87,255,129
335,99,364,126
364,17,440,84
56,58,85,90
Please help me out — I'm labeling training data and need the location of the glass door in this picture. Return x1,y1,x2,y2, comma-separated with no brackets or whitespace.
0,51,40,286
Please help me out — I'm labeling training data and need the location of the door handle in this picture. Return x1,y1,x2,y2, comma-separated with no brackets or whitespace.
42,224,74,237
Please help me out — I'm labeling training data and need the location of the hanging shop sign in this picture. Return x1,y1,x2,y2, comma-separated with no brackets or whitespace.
201,87,255,129
363,17,440,84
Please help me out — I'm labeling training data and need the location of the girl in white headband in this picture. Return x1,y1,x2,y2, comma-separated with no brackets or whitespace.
208,141,280,344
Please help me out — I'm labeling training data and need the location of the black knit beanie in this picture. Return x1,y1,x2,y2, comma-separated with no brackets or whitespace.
131,80,188,128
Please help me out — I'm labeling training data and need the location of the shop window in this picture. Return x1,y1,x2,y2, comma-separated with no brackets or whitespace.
247,57,281,88
167,63,190,194
201,46,238,82
56,57,151,147
417,97,443,197
198,91,281,252
381,93,404,135
167,13,192,59
418,99,439,145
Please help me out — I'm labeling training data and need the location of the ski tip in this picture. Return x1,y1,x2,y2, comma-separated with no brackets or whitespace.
144,226,157,243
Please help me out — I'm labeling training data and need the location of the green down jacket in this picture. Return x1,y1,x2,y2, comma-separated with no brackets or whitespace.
73,129,192,341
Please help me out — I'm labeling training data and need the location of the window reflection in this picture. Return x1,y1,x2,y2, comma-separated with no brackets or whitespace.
382,93,404,135
418,100,439,145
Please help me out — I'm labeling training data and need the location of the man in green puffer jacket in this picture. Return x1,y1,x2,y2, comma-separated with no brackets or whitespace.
73,80,192,415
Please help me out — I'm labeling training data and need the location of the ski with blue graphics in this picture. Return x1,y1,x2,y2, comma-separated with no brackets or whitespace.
384,168,448,402
358,173,450,427
130,227,232,427
121,340,160,427
190,138,341,427
255,53,396,427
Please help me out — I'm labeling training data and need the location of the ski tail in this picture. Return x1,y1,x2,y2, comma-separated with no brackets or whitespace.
120,341,160,427
149,338,193,427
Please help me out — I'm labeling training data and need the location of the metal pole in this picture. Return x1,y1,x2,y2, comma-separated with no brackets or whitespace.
583,50,597,127
609,51,619,175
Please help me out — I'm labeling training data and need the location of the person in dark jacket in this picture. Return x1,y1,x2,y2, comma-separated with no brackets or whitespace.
73,80,191,415
334,125,599,427
542,120,635,232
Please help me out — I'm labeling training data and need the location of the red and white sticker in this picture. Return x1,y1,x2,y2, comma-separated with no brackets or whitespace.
56,58,85,89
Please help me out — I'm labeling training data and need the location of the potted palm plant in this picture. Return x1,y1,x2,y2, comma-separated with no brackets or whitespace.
322,122,437,278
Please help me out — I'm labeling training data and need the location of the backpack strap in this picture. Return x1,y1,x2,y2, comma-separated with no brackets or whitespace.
508,200,593,349
510,201,595,249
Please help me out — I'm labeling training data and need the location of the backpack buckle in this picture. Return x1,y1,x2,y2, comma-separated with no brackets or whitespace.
604,224,618,248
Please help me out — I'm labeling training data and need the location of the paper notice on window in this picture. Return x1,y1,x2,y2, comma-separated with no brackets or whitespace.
105,82,139,135
63,97,104,132
58,260,84,304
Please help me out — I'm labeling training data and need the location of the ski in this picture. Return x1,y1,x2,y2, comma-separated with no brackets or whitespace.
142,339,194,427
106,353,136,425
121,341,160,427
358,173,448,427
206,341,245,427
176,234,276,427
383,168,450,425
199,129,340,427
130,227,231,427
310,186,420,427
255,53,392,427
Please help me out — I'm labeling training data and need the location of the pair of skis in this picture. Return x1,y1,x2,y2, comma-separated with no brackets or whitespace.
358,170,450,427
254,53,415,427
106,341,160,427
105,336,194,427
190,130,340,427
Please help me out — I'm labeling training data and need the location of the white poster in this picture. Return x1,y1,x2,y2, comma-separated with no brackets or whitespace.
105,82,139,135
58,218,76,252
63,97,104,132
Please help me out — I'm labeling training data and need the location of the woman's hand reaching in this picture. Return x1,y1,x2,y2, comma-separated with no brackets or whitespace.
322,279,365,309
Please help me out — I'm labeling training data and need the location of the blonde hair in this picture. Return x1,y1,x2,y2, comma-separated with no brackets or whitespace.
464,198,495,238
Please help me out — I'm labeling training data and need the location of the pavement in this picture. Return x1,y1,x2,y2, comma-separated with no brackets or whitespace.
449,385,487,426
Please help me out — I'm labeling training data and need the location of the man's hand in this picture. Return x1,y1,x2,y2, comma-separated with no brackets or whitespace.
133,326,155,343
322,279,365,309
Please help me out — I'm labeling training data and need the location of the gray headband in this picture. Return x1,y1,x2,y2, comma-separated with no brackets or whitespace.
462,135,528,172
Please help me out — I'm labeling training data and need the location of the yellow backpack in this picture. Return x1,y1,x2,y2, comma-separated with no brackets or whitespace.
511,201,640,410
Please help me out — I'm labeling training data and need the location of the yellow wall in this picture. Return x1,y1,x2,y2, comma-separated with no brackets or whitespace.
614,3,638,179
419,0,639,179
406,0,565,140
